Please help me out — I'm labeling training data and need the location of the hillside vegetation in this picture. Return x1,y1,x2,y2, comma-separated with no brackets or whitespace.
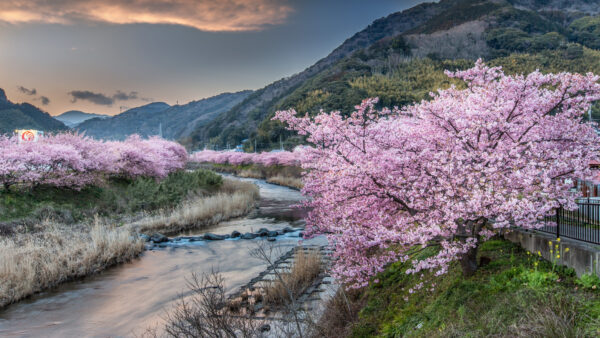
78,91,252,141
316,239,600,337
183,0,600,150
0,89,67,134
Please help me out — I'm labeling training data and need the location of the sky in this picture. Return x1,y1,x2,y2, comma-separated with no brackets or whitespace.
0,0,426,116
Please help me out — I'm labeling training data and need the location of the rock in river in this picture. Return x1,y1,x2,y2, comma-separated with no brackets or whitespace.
241,232,258,240
257,228,269,237
150,233,168,243
231,230,241,238
203,233,226,241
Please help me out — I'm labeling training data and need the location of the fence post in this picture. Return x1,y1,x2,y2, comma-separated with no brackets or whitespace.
556,207,561,239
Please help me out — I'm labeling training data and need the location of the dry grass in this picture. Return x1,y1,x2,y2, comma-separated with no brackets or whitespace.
266,175,303,190
238,168,264,179
308,288,364,338
0,220,144,308
133,179,259,235
0,178,260,309
264,249,322,305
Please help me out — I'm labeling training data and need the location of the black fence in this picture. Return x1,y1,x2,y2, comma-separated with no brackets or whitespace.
539,198,600,244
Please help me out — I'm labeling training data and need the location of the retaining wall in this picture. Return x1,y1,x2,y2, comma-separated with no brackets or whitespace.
505,229,600,277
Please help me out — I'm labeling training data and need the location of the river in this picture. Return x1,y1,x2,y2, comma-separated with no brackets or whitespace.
0,177,316,337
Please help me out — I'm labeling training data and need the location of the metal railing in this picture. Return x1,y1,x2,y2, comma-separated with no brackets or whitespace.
539,198,600,244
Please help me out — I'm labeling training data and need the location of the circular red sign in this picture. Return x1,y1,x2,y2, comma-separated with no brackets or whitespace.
21,131,35,142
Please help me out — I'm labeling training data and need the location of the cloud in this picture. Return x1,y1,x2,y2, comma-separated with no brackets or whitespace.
39,96,50,105
112,90,138,101
0,0,293,31
69,90,114,105
69,89,147,105
17,86,36,95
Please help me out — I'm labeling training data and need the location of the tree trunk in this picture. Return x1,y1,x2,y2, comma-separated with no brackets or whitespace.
460,245,479,277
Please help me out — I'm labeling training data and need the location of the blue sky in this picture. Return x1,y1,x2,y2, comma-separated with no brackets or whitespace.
0,0,426,115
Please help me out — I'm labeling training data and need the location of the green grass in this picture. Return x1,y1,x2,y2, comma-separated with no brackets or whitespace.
348,239,600,337
0,169,223,223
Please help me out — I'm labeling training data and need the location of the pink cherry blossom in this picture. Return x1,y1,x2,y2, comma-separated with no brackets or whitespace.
275,60,600,288
0,133,187,190
190,148,304,167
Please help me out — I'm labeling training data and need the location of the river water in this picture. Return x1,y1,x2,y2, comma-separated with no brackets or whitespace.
0,177,313,337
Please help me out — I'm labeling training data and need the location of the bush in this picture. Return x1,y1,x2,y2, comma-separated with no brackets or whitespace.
575,273,600,290
569,16,600,50
486,28,531,51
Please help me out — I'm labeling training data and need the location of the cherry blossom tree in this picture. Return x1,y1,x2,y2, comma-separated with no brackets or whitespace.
275,60,600,287
190,149,303,167
0,133,187,190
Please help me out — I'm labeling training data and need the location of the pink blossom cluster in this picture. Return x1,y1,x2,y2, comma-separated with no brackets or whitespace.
275,60,600,287
190,148,304,167
0,133,188,190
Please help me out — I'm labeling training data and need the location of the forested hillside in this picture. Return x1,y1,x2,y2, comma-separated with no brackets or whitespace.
185,0,600,151
77,91,251,140
0,88,67,134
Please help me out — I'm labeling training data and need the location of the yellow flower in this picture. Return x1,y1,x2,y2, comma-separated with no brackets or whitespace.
538,251,542,256
565,248,570,253
557,255,560,259
548,241,553,246
534,262,538,267
557,238,561,242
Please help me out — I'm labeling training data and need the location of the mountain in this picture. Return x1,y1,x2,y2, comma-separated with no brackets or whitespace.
185,0,600,150
0,88,68,134
77,91,252,141
55,110,109,128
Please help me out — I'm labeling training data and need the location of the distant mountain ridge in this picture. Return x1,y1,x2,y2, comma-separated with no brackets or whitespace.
55,110,109,127
77,91,252,140
0,88,68,134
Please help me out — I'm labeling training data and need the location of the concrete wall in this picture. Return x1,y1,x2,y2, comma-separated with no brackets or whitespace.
505,229,600,277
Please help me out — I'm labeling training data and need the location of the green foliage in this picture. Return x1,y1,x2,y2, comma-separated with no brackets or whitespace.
489,47,600,75
576,273,600,290
486,28,531,52
0,169,222,222
569,16,600,50
347,240,600,337
491,6,564,34
486,29,565,53
349,59,471,108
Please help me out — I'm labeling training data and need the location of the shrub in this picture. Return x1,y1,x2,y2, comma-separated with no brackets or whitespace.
575,273,600,290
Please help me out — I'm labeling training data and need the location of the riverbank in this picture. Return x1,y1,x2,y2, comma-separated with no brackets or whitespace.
315,239,600,337
190,162,303,190
0,177,307,336
0,169,260,308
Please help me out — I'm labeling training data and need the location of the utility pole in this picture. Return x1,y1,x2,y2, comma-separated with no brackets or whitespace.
280,135,283,151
